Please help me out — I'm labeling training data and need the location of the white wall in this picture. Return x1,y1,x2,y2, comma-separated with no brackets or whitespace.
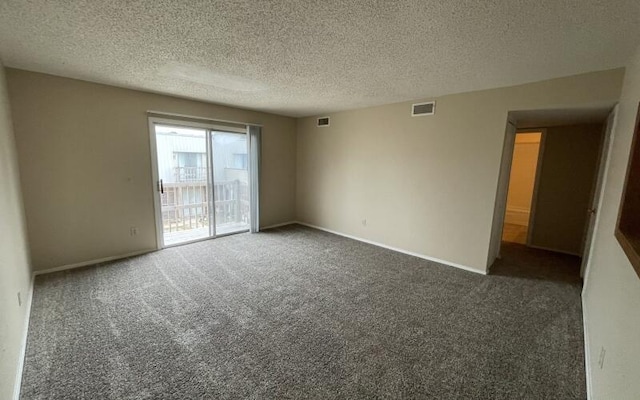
0,64,32,400
297,69,624,272
6,69,297,272
582,47,640,399
505,133,541,226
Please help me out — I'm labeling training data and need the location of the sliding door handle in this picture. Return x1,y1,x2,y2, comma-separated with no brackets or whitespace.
158,179,164,194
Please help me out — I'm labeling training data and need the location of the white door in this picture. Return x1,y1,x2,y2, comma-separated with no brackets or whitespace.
580,106,618,276
487,119,518,269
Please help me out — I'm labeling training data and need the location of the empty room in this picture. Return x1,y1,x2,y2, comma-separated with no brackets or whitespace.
1,1,640,399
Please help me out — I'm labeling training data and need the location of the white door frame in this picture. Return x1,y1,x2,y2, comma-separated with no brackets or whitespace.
487,107,618,276
581,105,618,280
148,118,165,249
148,116,247,249
487,118,518,269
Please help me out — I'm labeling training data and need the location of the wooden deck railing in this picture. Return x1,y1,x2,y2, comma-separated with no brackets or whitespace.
160,179,248,232
173,166,208,182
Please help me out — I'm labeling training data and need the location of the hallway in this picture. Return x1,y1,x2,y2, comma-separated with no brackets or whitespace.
491,241,582,284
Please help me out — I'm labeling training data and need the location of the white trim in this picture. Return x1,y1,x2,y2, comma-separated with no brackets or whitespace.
206,129,217,237
296,221,485,275
215,229,250,239
162,236,214,249
148,118,164,249
581,105,618,284
146,110,262,127
33,249,155,276
149,116,246,134
582,296,594,399
13,274,34,400
161,230,250,250
487,120,518,267
248,126,261,233
260,221,297,230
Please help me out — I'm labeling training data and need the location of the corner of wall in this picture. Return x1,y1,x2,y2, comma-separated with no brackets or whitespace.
0,62,34,400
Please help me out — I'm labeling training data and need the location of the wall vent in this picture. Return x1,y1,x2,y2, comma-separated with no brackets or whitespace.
317,117,330,127
411,101,435,116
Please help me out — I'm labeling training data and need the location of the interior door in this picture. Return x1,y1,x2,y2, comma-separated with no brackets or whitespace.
487,119,518,269
580,106,618,276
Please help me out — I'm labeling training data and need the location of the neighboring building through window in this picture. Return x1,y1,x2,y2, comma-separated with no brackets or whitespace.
173,152,207,181
233,153,248,169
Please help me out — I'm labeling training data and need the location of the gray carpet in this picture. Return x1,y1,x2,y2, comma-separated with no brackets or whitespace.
21,224,586,399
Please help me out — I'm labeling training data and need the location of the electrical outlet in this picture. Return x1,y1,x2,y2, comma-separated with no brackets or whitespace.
598,347,606,369
17,292,21,307
362,219,367,226
130,227,138,236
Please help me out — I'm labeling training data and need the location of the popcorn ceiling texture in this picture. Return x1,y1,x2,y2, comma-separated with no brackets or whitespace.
0,0,638,117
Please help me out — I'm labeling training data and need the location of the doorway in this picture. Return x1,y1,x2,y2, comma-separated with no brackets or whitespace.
149,117,255,248
501,132,542,245
488,106,618,279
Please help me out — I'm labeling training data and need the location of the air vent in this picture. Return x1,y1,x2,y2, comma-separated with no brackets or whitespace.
411,101,435,116
317,117,330,127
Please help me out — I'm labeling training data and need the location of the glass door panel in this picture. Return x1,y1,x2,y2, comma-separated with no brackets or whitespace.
211,131,250,235
154,124,211,246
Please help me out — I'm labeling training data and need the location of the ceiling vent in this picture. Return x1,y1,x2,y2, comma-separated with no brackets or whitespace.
317,117,330,127
411,101,435,116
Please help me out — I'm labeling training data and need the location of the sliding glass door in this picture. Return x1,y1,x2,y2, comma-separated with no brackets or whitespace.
154,124,210,246
212,131,250,235
150,120,251,247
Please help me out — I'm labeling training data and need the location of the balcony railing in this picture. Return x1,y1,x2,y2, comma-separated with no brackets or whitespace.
160,180,248,233
173,166,207,182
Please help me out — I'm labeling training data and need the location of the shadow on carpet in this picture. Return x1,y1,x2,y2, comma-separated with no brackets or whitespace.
491,241,583,284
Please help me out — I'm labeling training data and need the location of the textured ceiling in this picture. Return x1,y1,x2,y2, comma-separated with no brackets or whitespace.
0,1,638,117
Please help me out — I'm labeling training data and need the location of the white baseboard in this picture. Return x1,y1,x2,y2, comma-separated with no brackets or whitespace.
582,296,593,399
295,221,485,275
33,249,155,276
505,207,530,226
260,221,297,230
13,273,34,400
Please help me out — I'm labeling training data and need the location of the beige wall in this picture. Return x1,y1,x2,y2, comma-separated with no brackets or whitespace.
505,133,541,226
6,69,297,271
296,69,624,272
0,64,32,399
583,48,640,399
529,124,603,255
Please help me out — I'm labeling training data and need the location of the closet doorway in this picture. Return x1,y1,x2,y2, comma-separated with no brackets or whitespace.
502,132,542,244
